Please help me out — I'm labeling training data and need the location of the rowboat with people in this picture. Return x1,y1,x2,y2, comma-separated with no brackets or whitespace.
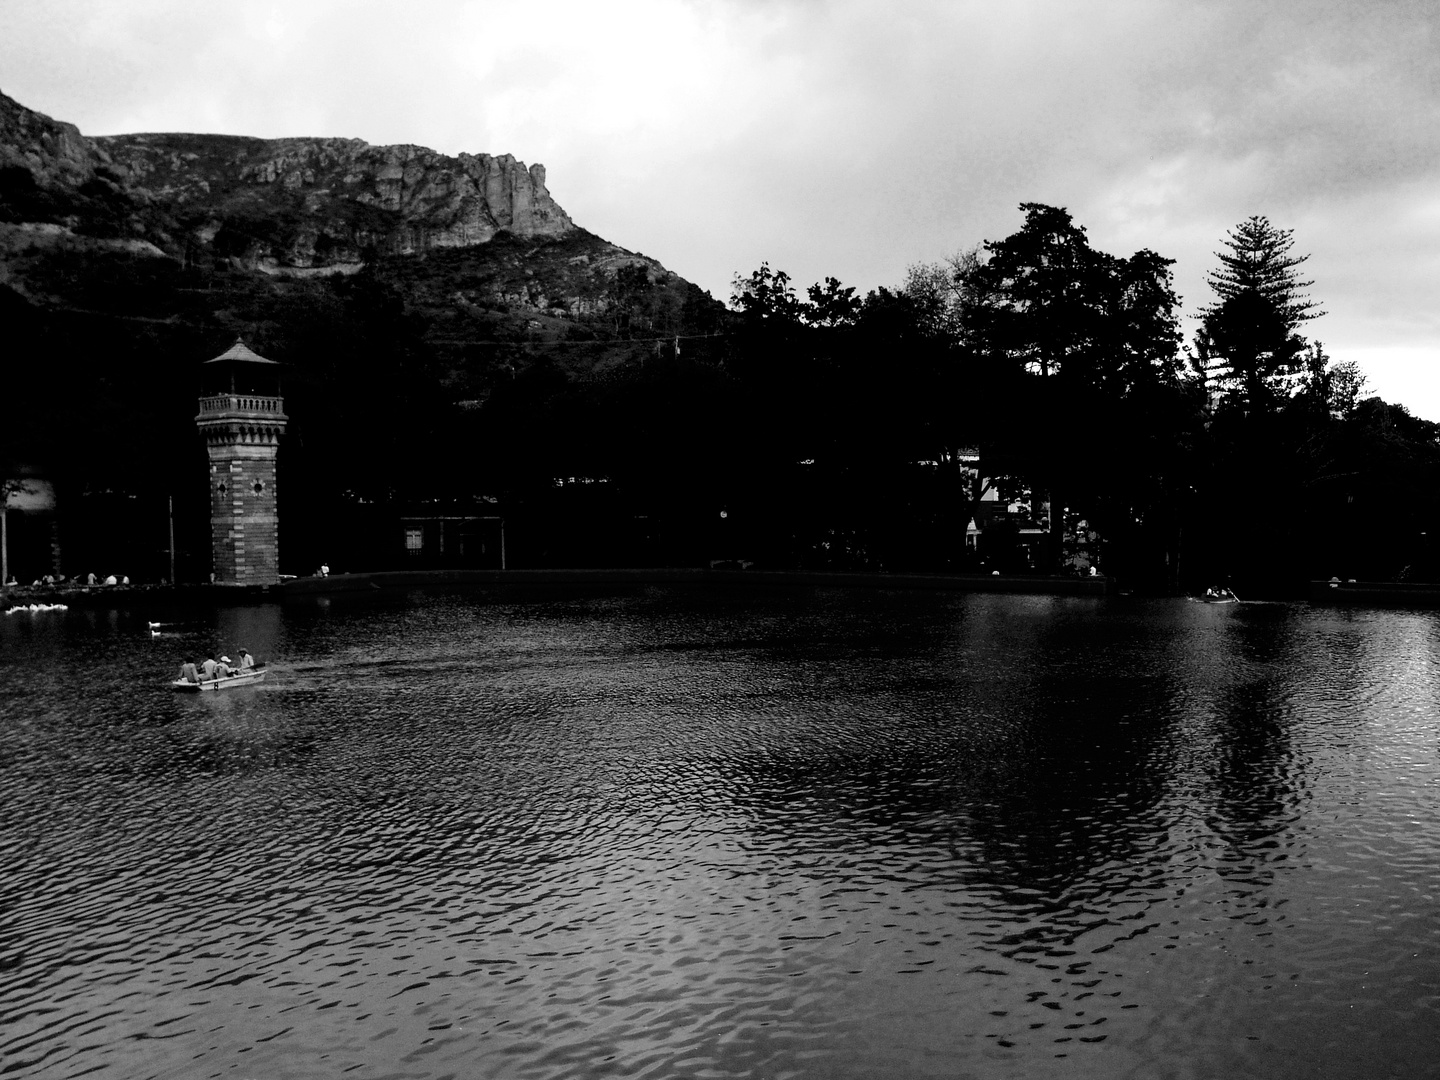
172,666,267,691
172,651,268,691
1191,586,1241,604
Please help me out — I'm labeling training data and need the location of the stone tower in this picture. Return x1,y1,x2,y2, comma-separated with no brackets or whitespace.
196,341,287,585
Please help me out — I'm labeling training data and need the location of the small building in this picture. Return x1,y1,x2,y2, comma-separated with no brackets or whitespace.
958,449,1056,571
399,514,506,569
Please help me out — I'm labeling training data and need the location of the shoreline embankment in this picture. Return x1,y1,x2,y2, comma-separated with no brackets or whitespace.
1307,579,1440,605
4,567,1112,610
10,571,1439,611
280,567,1115,597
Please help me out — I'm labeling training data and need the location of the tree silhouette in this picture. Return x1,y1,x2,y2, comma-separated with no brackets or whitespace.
1198,216,1322,409
1204,215,1322,327
958,204,1187,574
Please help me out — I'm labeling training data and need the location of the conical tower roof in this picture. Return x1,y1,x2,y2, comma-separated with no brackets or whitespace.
204,339,279,365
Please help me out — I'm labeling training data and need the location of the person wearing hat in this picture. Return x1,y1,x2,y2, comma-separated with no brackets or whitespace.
237,649,256,672
216,656,233,678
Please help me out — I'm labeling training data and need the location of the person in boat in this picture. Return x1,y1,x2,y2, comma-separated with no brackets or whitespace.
178,660,200,684
216,656,234,678
237,649,255,671
200,656,218,681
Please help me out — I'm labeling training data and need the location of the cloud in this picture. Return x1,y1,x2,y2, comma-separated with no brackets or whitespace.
2,0,1437,415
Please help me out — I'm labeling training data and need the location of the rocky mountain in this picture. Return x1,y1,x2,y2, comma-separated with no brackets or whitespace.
0,89,731,369
0,88,686,293
93,133,573,269
2,86,569,265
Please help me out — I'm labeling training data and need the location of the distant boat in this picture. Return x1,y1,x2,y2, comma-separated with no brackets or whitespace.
172,667,267,692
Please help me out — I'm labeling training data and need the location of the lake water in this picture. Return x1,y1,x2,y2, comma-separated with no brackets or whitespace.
2,586,1438,1079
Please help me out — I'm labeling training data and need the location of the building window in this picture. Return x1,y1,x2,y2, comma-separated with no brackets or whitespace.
405,527,423,554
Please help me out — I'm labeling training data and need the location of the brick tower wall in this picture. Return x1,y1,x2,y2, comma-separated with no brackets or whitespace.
206,442,281,585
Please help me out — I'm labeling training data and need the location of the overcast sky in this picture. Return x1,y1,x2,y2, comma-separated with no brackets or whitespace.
4,0,1437,416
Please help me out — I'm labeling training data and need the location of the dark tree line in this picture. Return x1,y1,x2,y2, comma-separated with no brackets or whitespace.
706,206,1440,590
380,204,1440,587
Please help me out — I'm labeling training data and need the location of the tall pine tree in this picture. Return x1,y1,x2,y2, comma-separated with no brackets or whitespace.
1197,216,1322,408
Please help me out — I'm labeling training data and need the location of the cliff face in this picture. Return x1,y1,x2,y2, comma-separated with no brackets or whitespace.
0,89,723,425
95,133,572,267
0,91,139,244
0,91,106,186
0,89,572,269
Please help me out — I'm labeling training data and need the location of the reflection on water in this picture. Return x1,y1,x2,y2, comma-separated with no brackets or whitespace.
2,589,1439,1079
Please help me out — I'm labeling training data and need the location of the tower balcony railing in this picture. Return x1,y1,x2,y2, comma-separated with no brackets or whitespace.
197,394,287,419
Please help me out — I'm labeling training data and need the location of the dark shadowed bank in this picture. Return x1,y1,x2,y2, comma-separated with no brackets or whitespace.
19,572,1440,613
1,568,1112,616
